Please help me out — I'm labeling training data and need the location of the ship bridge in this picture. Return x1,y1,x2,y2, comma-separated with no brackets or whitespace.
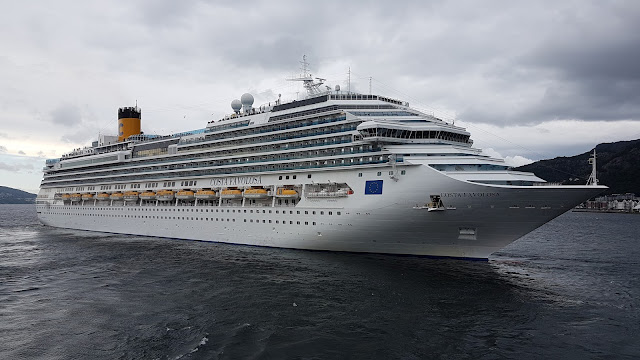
356,120,472,146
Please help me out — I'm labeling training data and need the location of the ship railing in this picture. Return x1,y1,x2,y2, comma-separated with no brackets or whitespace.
44,147,385,182
532,182,564,186
183,115,348,146
42,157,390,187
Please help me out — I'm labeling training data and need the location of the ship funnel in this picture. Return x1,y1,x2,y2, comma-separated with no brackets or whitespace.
118,106,141,142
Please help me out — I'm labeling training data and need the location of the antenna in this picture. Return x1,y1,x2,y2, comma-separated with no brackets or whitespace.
348,67,351,93
586,148,599,186
369,76,372,95
287,55,325,97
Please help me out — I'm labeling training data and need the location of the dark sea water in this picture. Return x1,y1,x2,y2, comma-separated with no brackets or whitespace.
1,205,639,359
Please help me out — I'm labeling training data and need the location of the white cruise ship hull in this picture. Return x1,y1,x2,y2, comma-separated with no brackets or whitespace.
36,164,604,259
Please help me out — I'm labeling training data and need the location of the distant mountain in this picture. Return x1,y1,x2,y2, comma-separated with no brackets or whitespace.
0,186,37,204
515,139,640,195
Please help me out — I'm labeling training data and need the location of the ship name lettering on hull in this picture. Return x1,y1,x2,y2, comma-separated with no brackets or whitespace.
210,176,262,187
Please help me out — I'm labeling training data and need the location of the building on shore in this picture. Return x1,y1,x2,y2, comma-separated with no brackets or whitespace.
578,193,639,213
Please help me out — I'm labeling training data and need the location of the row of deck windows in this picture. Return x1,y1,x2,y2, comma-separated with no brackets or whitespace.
359,128,470,143
42,154,389,187
181,113,347,148
42,145,382,185
49,127,357,177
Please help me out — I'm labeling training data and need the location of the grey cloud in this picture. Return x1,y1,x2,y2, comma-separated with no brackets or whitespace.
0,161,34,172
61,127,96,144
50,104,82,126
0,145,6,153
18,150,26,155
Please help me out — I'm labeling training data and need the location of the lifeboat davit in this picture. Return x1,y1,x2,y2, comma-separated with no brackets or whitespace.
220,188,243,199
124,191,139,201
110,192,124,200
195,189,217,200
139,191,156,201
156,190,175,201
176,190,195,201
243,188,269,199
96,193,111,201
81,193,94,200
275,188,299,199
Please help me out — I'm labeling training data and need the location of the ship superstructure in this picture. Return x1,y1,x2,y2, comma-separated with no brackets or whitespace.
36,64,606,259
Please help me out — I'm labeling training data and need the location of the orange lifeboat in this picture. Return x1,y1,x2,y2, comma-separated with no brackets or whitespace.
139,191,156,201
156,190,175,201
220,188,242,199
195,189,217,200
124,191,139,201
176,190,195,201
275,188,299,199
243,188,269,199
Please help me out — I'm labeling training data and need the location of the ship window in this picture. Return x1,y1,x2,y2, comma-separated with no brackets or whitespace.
279,176,282,180
377,172,382,176
321,211,324,215
358,173,363,177
329,212,332,215
286,176,290,180
313,222,316,225
401,170,406,175
308,174,311,178
293,175,297,179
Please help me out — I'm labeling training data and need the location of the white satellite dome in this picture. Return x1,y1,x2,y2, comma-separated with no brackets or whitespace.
231,99,242,112
240,93,254,106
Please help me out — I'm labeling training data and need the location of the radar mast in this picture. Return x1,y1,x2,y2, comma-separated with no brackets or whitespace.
287,55,325,97
586,148,599,186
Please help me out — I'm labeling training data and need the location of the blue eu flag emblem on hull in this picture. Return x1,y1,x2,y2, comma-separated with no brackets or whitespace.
365,180,383,195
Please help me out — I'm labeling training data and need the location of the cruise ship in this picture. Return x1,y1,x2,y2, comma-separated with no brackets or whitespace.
35,62,606,259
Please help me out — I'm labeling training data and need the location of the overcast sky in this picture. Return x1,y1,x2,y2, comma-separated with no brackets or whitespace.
2,0,640,193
